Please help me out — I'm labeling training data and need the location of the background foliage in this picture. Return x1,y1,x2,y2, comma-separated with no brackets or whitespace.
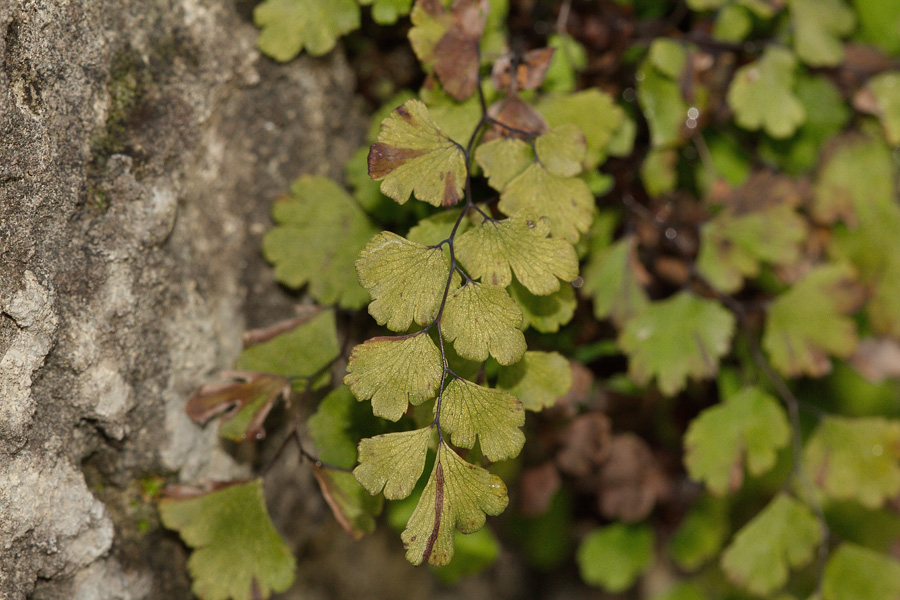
160,0,900,598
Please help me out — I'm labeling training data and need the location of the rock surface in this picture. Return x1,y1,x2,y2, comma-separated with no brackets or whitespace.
0,0,364,597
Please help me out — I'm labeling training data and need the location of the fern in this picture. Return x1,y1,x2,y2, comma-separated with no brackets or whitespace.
160,0,900,598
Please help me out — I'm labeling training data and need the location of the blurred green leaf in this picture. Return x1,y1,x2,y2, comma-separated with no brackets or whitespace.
728,47,806,138
577,523,654,592
254,0,359,60
619,292,736,396
263,176,377,308
536,89,625,167
696,202,808,293
669,495,730,570
684,387,791,494
865,72,900,145
159,480,295,600
312,466,383,540
508,278,576,333
358,0,414,24
789,0,855,66
804,416,900,509
496,350,573,411
823,544,900,600
431,526,501,583
581,235,649,327
760,74,851,174
762,263,860,377
720,494,822,596
235,310,340,387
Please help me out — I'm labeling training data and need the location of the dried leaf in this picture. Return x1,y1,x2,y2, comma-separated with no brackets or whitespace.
555,413,612,477
596,433,668,523
186,372,291,443
408,0,490,101
491,47,556,93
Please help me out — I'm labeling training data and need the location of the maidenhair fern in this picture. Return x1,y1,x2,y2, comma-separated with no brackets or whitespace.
159,0,900,599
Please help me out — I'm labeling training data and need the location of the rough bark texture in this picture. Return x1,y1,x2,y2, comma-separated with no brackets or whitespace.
0,1,367,597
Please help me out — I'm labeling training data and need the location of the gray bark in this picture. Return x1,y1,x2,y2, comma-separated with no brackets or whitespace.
0,1,367,597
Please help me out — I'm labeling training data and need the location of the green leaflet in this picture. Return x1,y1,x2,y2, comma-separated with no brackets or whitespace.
581,235,649,327
536,88,625,168
619,292,736,396
358,0,414,24
727,47,806,139
368,99,467,207
804,416,900,509
696,203,808,293
356,231,457,332
822,544,900,600
683,387,791,494
866,72,900,146
636,39,690,148
640,147,678,197
813,134,895,225
440,377,525,461
543,33,588,93
402,441,508,566
455,213,579,295
759,74,850,174
442,282,526,365
263,176,377,308
714,4,752,42
474,137,534,191
235,309,340,389
508,278,576,333
534,123,587,177
159,480,295,600
669,495,730,571
720,494,823,596
498,163,594,243
354,427,433,499
254,0,360,60
496,351,573,411
419,82,487,148
762,262,860,377
405,210,471,246
577,523,654,592
789,0,855,67
308,385,389,468
344,332,443,421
